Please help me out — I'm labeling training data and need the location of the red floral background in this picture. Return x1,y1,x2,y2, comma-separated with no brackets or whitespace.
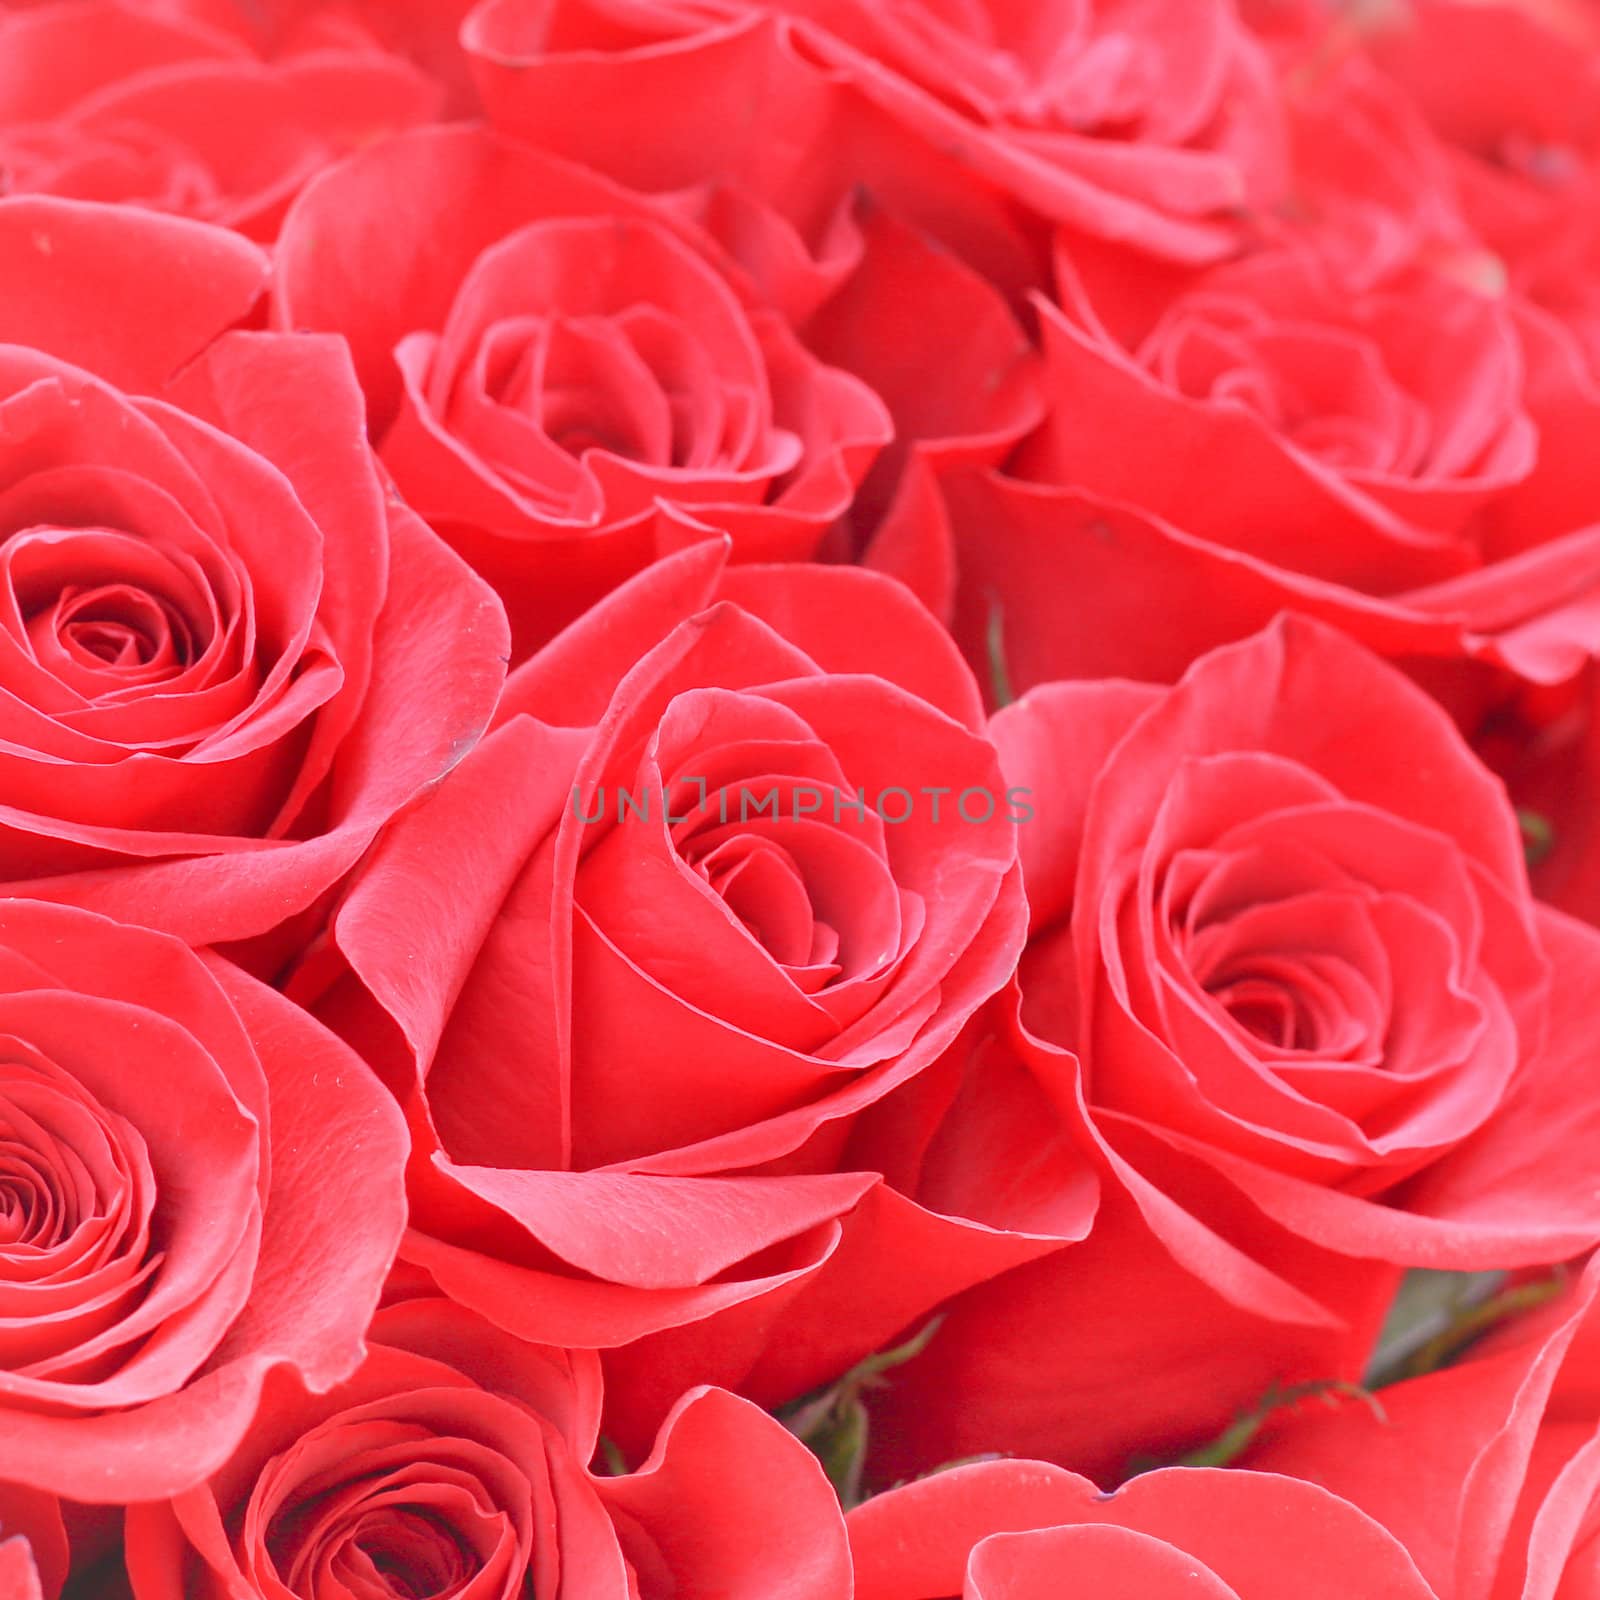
4,1,1600,1595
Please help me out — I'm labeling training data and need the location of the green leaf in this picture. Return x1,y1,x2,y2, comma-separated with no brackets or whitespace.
851,1314,946,1385
1366,1266,1570,1388
1180,1380,1385,1469
1365,1269,1504,1389
778,1316,945,1509
814,1400,870,1508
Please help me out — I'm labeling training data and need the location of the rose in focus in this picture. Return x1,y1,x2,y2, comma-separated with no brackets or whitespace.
867,617,1600,1479
126,1296,851,1599
293,539,1056,1455
0,898,407,1502
275,123,893,658
0,195,507,951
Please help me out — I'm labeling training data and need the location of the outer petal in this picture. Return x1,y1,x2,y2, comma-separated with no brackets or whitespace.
599,1177,1082,1457
716,563,986,730
595,1387,852,1599
848,1460,1436,1600
933,469,1479,705
163,330,388,790
990,679,1164,932
497,536,731,728
971,1524,1243,1599
0,197,268,393
200,965,409,1395
501,537,987,734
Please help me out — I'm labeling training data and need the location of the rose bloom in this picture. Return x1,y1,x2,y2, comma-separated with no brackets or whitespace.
1336,0,1600,938
365,0,1061,614
1363,0,1600,383
464,0,1288,260
274,122,895,658
292,539,1044,1456
914,210,1600,715
1029,240,1539,554
1250,1256,1600,1600
0,898,407,1502
458,0,1059,610
126,1296,851,1600
867,617,1600,1480
0,0,441,239
0,1486,65,1600
1266,42,1477,292
848,1458,1434,1599
0,195,507,953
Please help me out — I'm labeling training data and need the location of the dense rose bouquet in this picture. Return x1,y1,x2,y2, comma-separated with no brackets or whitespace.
8,1,1600,1594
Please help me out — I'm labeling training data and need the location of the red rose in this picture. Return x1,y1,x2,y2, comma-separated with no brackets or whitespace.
1023,236,1562,565
868,617,1600,1479
126,1297,851,1600
0,1486,65,1600
908,232,1600,708
292,540,1046,1456
0,898,408,1501
1364,0,1600,383
847,1459,1434,1599
456,0,1062,606
1004,616,1600,1255
274,123,893,659
465,0,1288,260
459,4,1058,614
1249,1257,1600,1600
0,0,441,239
1267,47,1476,292
0,196,507,952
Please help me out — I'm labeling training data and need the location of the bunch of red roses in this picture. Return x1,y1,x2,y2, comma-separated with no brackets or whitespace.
5,0,1600,1594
